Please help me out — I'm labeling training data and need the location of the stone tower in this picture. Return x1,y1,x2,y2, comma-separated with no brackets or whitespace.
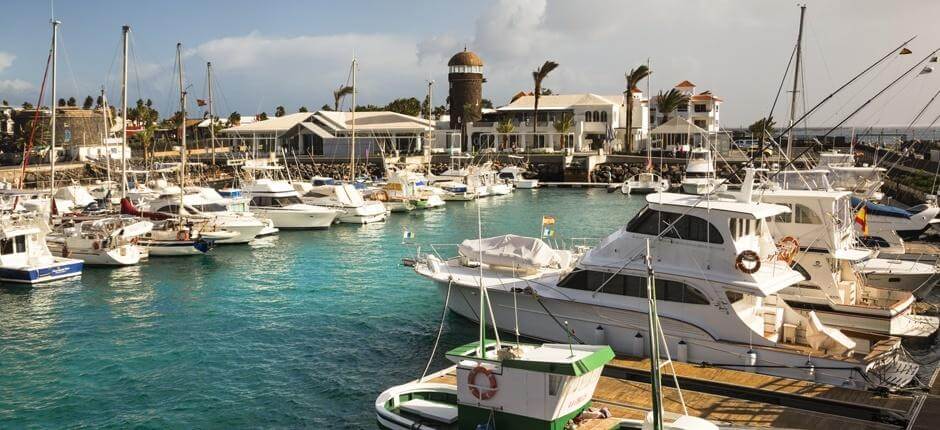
447,49,484,131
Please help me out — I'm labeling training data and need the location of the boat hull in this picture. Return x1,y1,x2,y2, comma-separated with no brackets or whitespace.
143,239,212,257
857,259,938,297
0,258,83,284
251,208,337,229
48,243,143,266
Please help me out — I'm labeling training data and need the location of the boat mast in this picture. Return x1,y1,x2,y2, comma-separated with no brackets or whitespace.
350,59,357,182
786,4,806,159
49,19,59,192
177,42,186,213
426,79,434,176
645,239,663,430
101,86,111,184
207,61,215,165
121,25,129,199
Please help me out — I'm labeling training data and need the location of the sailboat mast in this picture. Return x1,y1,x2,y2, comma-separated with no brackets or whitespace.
786,5,806,159
121,25,129,199
208,61,215,165
646,239,663,430
101,86,111,184
350,59,357,181
177,42,186,211
50,19,59,191
427,79,433,175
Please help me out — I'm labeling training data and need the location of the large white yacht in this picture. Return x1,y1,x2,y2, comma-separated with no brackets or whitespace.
680,146,724,195
0,212,83,284
411,172,920,389
294,177,387,224
740,186,938,338
245,179,339,229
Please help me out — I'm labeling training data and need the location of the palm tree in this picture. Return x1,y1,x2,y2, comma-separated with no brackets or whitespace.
82,96,94,109
298,106,309,113
624,65,651,152
228,111,241,126
553,113,573,149
333,85,354,111
275,105,286,117
748,116,776,143
531,61,559,147
655,88,690,124
495,116,515,150
136,123,156,166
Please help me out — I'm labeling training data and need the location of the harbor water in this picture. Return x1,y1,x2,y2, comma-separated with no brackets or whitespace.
0,188,646,428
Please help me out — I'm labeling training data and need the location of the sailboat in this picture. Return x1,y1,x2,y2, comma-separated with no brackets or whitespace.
622,135,669,195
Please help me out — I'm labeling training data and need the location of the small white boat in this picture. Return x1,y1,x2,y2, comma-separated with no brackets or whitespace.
437,182,477,201
680,147,725,195
0,213,83,284
295,177,388,224
48,217,152,266
498,166,539,189
141,218,215,257
622,172,670,195
245,179,339,229
857,258,939,297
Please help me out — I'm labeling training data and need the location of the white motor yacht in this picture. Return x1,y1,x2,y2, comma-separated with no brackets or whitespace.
435,181,477,201
498,166,539,189
217,188,279,237
139,188,267,244
411,171,921,390
680,147,725,195
245,179,338,229
48,217,152,266
622,171,670,195
0,213,83,284
294,177,388,224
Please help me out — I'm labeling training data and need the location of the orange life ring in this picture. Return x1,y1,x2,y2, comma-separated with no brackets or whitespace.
467,365,498,400
735,250,761,274
775,236,800,264
177,230,190,241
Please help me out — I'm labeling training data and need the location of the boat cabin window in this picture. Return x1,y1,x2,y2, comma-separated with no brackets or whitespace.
558,270,710,305
626,209,723,244
252,196,303,207
729,218,763,240
794,204,820,224
195,203,228,213
156,205,180,214
725,290,744,304
858,236,890,248
1,235,26,255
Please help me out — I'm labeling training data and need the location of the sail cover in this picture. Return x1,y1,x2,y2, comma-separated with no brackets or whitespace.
458,234,559,270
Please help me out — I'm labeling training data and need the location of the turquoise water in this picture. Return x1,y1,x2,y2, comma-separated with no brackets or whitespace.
0,189,644,428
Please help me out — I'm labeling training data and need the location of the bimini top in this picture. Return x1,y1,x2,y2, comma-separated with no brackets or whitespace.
446,341,614,377
646,193,790,219
850,197,911,219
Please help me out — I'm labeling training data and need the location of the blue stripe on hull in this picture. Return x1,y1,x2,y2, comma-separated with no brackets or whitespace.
0,260,83,284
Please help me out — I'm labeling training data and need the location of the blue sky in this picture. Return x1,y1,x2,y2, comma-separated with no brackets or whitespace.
2,0,940,127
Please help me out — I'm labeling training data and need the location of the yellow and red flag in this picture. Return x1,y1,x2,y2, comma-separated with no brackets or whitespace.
541,215,556,238
855,206,869,235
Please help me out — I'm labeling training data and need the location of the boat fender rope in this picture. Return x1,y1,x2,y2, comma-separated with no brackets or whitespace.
420,281,453,381
467,365,498,400
775,236,800,264
735,250,761,274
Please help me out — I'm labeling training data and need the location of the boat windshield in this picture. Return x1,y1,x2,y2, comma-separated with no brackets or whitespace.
252,195,304,207
194,203,229,213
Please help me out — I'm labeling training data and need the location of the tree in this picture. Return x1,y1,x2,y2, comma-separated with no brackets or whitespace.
82,95,94,109
481,98,494,109
496,116,515,150
385,97,422,117
531,61,559,143
95,95,103,108
655,88,690,124
748,116,776,143
275,105,286,117
228,111,241,126
258,112,268,121
67,96,77,107
333,85,354,111
57,98,66,107
553,113,574,149
135,123,156,166
22,102,33,109
540,88,553,96
298,106,309,112
624,65,651,153
320,104,332,111
2,100,9,106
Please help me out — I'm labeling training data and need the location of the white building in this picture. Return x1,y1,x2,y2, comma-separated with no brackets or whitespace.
457,91,650,154
650,80,722,133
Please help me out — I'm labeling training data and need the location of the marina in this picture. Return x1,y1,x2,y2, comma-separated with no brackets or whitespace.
3,1,940,429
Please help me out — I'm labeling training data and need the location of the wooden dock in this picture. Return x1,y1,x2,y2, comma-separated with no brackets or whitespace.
423,352,940,429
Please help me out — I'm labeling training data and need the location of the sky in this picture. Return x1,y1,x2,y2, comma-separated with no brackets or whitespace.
2,0,940,127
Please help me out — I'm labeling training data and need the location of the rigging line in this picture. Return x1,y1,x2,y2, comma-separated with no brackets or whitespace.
773,47,939,179
772,36,916,143
14,49,52,209
420,280,452,381
857,69,923,135
768,43,798,121
817,55,898,127
907,86,940,129
56,31,84,101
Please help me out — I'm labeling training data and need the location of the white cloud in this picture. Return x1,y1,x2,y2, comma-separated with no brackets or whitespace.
0,52,13,72
0,79,34,92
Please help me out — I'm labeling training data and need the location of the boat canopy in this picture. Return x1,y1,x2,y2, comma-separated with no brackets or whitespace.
458,234,559,271
850,197,911,219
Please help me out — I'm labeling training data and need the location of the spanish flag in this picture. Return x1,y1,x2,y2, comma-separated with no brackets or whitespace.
855,206,869,235
541,215,556,238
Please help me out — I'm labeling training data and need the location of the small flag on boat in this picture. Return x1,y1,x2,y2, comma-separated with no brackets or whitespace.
900,47,913,55
541,215,556,238
196,99,207,107
855,206,869,235
402,227,414,240
920,66,934,75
